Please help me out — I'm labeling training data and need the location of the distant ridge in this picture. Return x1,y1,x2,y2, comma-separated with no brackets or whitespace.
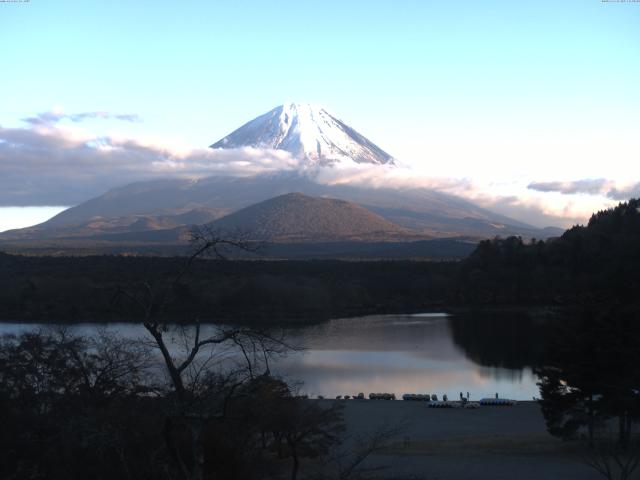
0,173,563,243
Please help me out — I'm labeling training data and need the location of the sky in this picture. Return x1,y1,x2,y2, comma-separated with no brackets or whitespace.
1,0,639,231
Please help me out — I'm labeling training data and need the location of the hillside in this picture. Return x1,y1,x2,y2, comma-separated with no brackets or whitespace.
209,192,410,241
0,207,223,241
1,173,561,242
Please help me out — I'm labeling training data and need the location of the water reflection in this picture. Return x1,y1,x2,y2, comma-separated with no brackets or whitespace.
0,313,541,400
447,312,546,370
274,314,539,400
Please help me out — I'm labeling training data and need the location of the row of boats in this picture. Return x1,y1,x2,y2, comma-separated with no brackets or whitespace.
403,394,517,406
317,393,517,406
427,398,517,408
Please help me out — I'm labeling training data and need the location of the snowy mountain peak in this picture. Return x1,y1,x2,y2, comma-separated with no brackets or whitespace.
210,103,395,166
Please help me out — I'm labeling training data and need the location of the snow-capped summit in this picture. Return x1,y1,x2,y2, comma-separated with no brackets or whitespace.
210,103,395,166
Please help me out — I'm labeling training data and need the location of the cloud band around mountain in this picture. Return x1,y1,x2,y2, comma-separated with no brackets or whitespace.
0,110,470,207
0,110,625,228
0,115,301,206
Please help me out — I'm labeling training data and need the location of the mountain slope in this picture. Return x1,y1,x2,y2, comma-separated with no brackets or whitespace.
209,192,409,241
0,207,223,241
1,173,562,241
210,104,394,166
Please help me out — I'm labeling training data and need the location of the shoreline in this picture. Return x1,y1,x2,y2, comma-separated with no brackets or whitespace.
0,303,565,326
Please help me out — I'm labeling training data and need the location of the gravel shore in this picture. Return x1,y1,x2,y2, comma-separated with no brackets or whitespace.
325,400,601,480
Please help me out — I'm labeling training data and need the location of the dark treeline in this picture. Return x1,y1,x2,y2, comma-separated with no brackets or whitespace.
1,199,639,324
454,200,640,476
457,199,640,309
0,254,456,323
525,200,640,476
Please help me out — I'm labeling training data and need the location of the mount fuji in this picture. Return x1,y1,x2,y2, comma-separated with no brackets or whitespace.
0,104,564,253
210,103,394,166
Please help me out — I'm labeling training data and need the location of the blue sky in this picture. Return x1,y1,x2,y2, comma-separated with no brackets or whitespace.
1,0,639,230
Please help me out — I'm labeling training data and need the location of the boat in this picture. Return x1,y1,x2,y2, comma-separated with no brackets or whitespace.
402,393,431,401
428,401,460,408
479,398,516,406
368,393,396,400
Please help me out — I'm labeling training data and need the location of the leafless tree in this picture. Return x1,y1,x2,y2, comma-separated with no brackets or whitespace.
112,227,296,480
313,421,407,480
582,439,640,480
61,327,154,397
0,329,159,479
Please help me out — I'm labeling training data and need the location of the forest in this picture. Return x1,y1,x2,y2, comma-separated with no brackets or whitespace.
1,200,639,324
0,253,458,324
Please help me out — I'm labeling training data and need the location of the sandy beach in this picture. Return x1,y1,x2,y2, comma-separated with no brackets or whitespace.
324,400,602,480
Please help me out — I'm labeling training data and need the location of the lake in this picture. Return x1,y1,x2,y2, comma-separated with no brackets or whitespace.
0,313,541,400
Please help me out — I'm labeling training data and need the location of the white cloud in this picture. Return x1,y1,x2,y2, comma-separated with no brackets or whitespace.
607,182,640,201
22,111,142,127
0,118,302,205
0,110,633,228
527,179,612,196
310,163,610,227
528,178,640,202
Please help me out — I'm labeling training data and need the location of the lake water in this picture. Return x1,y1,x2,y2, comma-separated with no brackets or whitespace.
0,313,541,400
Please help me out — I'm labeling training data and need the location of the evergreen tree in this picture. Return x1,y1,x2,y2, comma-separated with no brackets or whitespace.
536,308,640,447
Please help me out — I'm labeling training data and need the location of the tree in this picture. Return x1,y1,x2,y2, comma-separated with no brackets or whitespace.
228,375,344,480
0,329,159,480
317,421,406,480
113,227,296,480
1,229,348,480
536,308,640,448
582,438,640,480
281,399,344,480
